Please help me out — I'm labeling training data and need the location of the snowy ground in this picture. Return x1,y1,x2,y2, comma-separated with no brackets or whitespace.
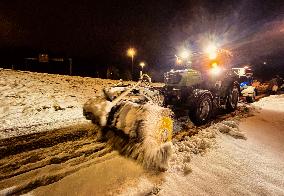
0,69,284,195
0,69,133,138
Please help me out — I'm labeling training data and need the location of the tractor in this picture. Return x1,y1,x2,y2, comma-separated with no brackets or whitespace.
82,45,240,169
163,66,240,125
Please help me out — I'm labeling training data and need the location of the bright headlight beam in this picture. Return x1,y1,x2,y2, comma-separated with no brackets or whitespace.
205,44,218,60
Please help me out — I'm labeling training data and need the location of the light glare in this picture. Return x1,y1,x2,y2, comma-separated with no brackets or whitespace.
139,62,145,68
176,58,182,65
210,63,222,75
180,50,190,59
205,44,218,60
127,48,136,57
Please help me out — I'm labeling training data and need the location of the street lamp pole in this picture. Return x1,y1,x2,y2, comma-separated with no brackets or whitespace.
139,62,145,76
131,55,134,75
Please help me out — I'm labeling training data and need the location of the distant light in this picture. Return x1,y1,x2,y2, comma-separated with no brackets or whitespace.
176,58,182,65
127,48,136,57
139,62,146,68
263,61,267,65
243,65,249,69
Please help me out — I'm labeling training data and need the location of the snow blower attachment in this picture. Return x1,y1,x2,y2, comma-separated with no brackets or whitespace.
83,74,173,170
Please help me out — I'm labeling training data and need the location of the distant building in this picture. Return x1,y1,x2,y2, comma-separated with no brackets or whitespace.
24,53,72,75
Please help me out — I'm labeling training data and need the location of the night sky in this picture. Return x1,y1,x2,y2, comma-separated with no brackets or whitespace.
0,0,283,80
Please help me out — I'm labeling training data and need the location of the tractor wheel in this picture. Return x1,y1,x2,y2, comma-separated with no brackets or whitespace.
226,84,239,112
189,94,212,125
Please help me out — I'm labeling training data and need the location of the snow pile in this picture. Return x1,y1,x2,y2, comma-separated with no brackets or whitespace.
0,69,132,138
216,121,246,139
252,94,284,112
168,120,246,174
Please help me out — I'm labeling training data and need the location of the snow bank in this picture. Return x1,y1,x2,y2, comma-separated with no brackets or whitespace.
0,69,131,138
252,94,284,112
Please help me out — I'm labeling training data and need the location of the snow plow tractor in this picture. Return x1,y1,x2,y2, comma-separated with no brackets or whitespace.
83,74,173,170
163,67,240,125
162,44,241,125
82,46,240,169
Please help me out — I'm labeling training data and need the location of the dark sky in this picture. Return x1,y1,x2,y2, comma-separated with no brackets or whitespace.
0,0,283,78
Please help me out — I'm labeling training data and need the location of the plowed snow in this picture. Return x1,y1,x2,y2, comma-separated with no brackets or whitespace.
1,69,283,195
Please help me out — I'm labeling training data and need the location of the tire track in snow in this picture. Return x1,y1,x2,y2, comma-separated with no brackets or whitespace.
0,123,117,195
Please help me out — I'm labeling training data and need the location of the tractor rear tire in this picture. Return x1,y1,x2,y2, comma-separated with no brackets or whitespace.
226,84,239,112
189,94,212,125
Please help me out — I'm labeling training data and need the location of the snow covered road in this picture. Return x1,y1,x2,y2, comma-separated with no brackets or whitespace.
32,96,284,196
1,69,283,195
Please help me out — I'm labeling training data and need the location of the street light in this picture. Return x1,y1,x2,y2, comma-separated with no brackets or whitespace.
139,61,146,75
127,48,136,75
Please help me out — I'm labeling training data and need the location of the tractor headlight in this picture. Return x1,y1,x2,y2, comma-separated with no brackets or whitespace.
210,62,222,75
